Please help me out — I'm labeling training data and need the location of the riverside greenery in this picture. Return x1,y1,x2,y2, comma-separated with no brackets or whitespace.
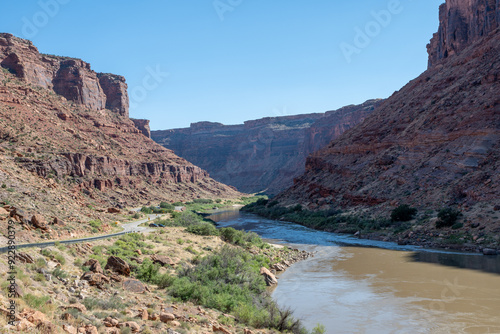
242,198,394,234
86,203,323,333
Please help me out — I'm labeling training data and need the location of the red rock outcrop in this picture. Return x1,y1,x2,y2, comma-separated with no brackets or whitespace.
0,33,127,115
427,0,500,67
131,118,151,138
98,73,129,117
152,101,380,195
276,0,500,225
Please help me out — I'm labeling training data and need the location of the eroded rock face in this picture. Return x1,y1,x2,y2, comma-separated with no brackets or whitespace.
52,59,106,111
0,33,124,114
98,73,129,117
427,0,500,67
131,118,151,138
152,100,380,194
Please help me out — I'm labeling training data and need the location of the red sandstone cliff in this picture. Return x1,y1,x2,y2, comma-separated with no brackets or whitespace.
0,33,241,226
276,0,500,227
0,33,128,116
427,0,500,67
152,100,381,195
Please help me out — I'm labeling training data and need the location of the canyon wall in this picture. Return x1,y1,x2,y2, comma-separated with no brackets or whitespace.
427,0,500,67
152,100,381,195
276,0,500,225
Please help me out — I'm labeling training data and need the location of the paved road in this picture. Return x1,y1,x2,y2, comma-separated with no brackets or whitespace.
0,213,162,254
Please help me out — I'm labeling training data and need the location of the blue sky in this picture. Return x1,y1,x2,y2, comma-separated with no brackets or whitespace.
0,0,443,130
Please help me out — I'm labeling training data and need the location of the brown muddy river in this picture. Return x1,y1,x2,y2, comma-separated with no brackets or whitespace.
209,210,500,334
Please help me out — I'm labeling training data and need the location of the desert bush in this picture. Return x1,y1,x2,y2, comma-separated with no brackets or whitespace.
436,208,462,228
186,222,218,236
140,206,153,214
160,202,175,210
23,294,50,310
391,205,418,222
219,227,265,248
193,199,213,204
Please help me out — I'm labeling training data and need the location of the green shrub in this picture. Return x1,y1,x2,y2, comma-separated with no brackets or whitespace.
160,202,175,210
436,208,462,228
391,205,418,222
54,253,66,265
219,228,264,248
312,324,327,334
89,220,102,231
174,211,203,227
23,294,50,310
452,222,464,230
193,199,213,204
41,249,52,258
186,222,219,236
132,213,141,219
52,268,68,279
140,207,153,214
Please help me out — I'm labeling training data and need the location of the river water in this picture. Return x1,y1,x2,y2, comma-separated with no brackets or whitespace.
208,210,500,334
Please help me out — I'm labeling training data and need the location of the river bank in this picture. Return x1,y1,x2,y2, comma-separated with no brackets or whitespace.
210,210,500,333
241,200,500,255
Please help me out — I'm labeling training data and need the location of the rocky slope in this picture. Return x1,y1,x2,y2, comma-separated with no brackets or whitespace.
0,33,241,238
152,100,381,195
276,0,500,229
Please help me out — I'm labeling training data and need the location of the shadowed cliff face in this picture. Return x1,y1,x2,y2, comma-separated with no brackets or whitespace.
276,0,500,226
152,100,382,195
427,0,500,67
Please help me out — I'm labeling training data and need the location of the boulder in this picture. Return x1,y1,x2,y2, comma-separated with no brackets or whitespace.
63,324,78,334
31,214,49,231
138,309,148,320
160,312,176,323
118,321,141,332
64,303,87,313
78,324,99,334
123,278,147,293
0,207,9,216
213,325,232,334
105,256,130,276
483,248,498,256
170,320,181,327
260,267,278,286
36,321,58,334
83,259,103,274
20,308,47,325
81,271,110,288
107,208,121,214
151,255,180,267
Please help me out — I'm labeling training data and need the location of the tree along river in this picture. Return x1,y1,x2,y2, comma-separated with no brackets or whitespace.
208,210,500,334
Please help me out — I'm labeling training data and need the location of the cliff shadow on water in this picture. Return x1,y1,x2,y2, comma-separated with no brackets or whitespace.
408,251,500,275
